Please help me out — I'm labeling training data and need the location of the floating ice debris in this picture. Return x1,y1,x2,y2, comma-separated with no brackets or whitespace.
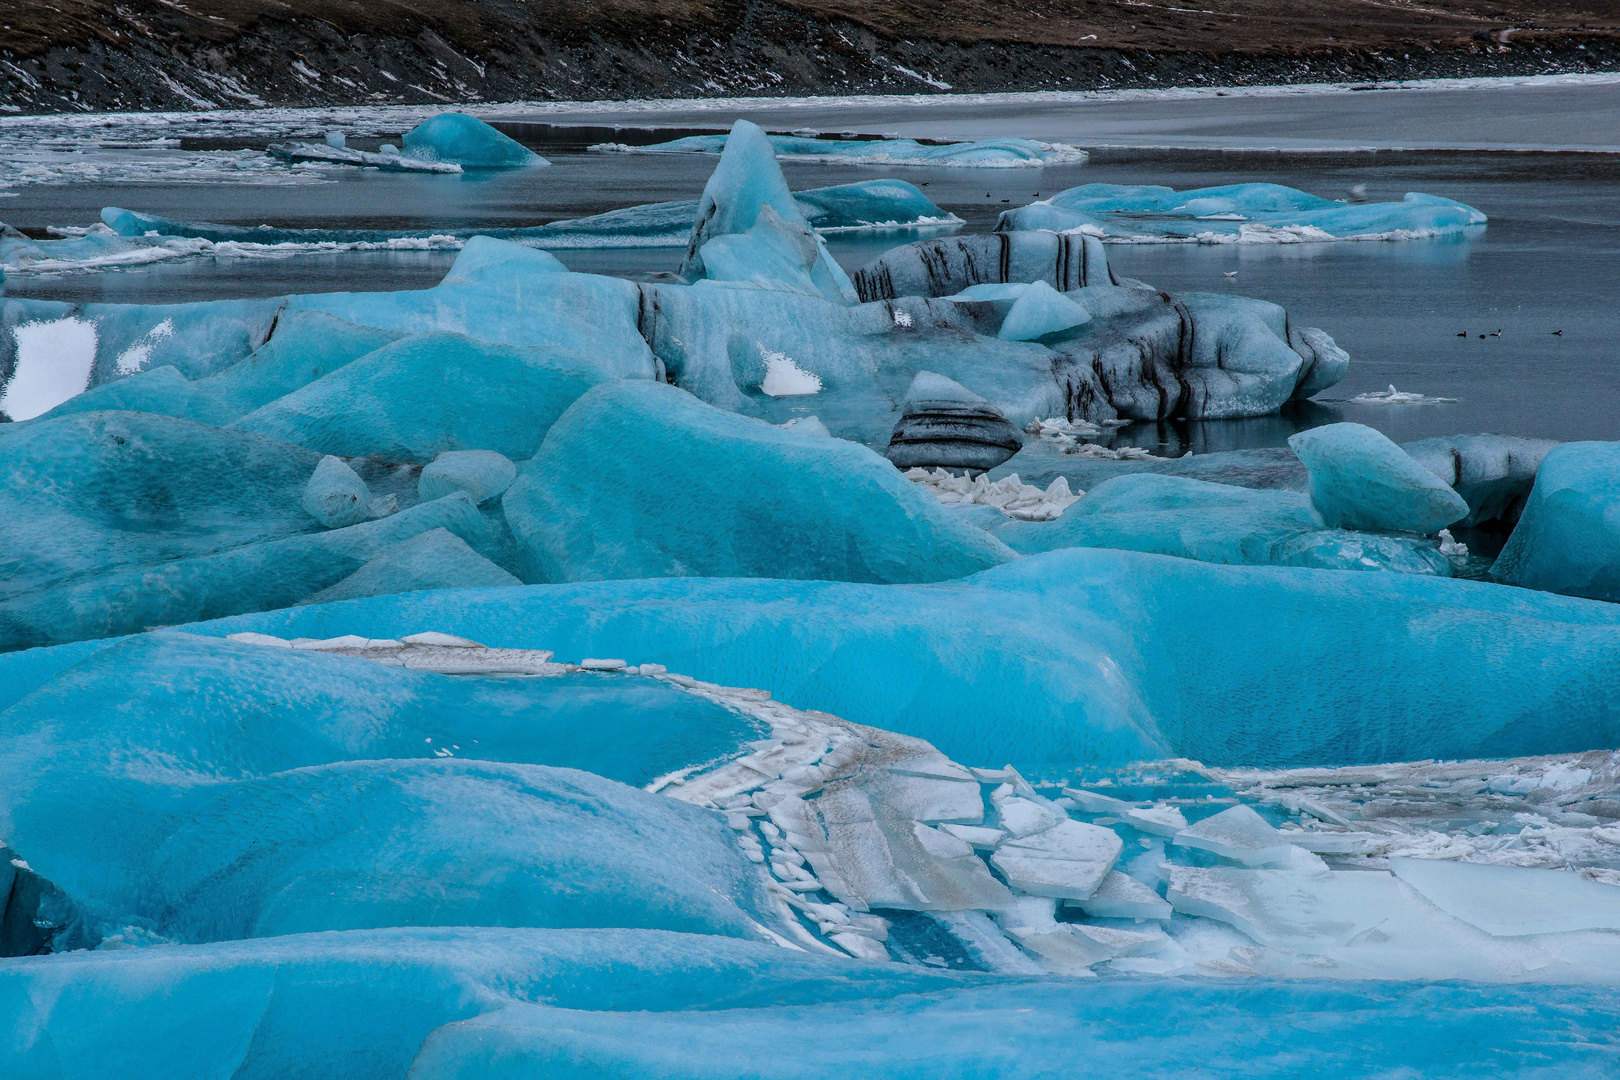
1437,529,1469,559
1290,422,1469,535
268,140,463,173
905,469,1081,521
885,371,1023,473
400,113,548,169
777,416,831,437
1391,858,1620,936
1346,384,1459,404
999,183,1487,243
1491,441,1620,603
990,819,1124,900
594,132,1087,168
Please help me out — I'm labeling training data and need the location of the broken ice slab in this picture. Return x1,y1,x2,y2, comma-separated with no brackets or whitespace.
991,819,1123,900
939,824,1005,850
990,787,1067,838
1172,804,1296,866
1391,858,1620,936
1166,865,1405,950
1062,787,1143,814
267,141,464,173
1123,805,1188,837
1064,870,1173,920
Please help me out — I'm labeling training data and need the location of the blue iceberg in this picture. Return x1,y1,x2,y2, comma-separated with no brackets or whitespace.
400,113,548,169
998,183,1487,242
1290,422,1469,535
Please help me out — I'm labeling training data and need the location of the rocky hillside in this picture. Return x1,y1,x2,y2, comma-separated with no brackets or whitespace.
1,0,1618,112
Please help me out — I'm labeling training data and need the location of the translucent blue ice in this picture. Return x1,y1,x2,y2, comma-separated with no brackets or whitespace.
400,113,548,168
999,183,1487,242
1492,441,1620,602
502,379,1015,583
1290,422,1469,534
996,281,1091,341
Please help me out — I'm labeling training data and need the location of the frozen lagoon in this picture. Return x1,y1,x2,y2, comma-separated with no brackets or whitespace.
3,79,1620,1077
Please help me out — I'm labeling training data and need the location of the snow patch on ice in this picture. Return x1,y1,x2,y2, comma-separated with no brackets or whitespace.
2,315,99,421
758,349,822,397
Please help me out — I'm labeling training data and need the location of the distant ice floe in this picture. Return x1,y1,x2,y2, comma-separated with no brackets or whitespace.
593,133,1088,168
999,183,1487,243
1025,417,1160,460
1344,384,1460,404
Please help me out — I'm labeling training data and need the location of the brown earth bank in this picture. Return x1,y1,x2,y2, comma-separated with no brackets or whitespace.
0,0,1618,113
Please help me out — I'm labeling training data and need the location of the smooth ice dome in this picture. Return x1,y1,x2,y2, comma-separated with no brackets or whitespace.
1289,422,1469,534
419,450,519,506
996,280,1091,342
302,455,372,528
1491,441,1620,602
401,113,547,168
502,380,1014,584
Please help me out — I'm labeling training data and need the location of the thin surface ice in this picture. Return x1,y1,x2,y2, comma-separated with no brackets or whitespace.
998,183,1486,242
1290,422,1470,535
1492,441,1620,602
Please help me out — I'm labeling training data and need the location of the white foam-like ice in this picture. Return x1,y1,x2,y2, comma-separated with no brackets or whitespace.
2,316,99,421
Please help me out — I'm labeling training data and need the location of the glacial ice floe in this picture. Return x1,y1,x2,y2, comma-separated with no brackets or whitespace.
1289,422,1470,535
998,183,1487,242
594,130,1087,167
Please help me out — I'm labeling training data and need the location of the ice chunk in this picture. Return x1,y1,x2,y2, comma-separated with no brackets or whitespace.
299,528,520,605
502,380,1014,584
939,824,1005,850
302,455,373,529
698,203,854,303
885,371,1024,473
758,348,822,396
852,231,1114,302
997,281,1091,342
990,819,1123,899
1167,864,1406,949
233,331,613,462
1289,422,1469,534
401,113,548,168
999,182,1487,242
1171,805,1295,866
1123,804,1188,836
1492,442,1620,603
1391,858,1620,936
419,450,518,506
679,120,853,304
1065,870,1173,920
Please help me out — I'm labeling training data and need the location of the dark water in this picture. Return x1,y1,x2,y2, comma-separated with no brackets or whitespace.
4,125,1619,450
